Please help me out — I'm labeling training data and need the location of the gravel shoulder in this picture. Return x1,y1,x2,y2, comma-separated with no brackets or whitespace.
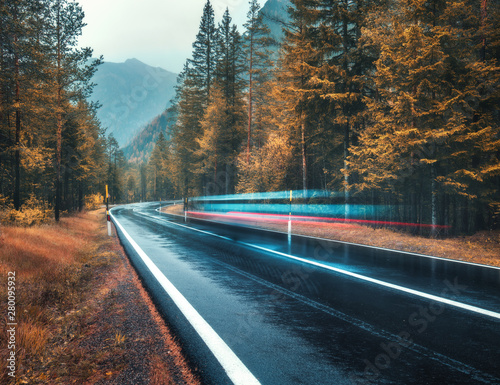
84,222,202,385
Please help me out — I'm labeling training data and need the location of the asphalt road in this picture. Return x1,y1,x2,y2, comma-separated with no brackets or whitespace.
110,202,500,385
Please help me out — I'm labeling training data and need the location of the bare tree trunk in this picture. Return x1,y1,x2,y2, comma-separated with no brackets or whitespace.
247,34,253,164
55,3,62,221
13,6,21,210
344,123,350,219
55,89,62,221
214,150,217,189
301,117,307,192
14,38,21,210
153,167,157,200
481,0,487,61
78,182,83,211
431,164,438,237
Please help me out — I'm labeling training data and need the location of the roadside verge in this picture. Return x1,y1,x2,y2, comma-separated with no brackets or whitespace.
0,209,200,384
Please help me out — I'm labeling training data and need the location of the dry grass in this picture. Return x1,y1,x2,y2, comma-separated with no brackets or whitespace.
150,354,178,385
0,209,200,385
162,204,184,216
163,204,500,267
287,221,500,267
0,210,111,383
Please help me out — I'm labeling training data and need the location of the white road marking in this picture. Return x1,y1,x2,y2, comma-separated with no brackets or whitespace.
163,211,500,270
292,232,500,271
238,242,500,320
152,212,500,321
110,210,261,385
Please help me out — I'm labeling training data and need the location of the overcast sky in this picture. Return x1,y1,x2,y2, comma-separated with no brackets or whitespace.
78,0,264,74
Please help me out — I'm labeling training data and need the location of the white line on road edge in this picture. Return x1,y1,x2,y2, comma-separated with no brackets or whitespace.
110,211,261,385
240,243,500,321
152,214,500,321
174,210,500,271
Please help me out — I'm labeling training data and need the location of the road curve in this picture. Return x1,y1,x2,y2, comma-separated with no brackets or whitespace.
110,202,500,385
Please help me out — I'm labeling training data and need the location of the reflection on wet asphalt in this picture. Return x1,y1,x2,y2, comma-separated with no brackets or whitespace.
112,202,500,385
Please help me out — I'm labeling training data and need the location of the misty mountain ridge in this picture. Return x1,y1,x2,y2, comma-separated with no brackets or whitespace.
89,58,177,147
122,108,175,164
261,0,290,44
117,0,290,162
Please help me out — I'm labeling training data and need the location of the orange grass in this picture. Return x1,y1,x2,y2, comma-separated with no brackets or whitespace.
1,227,79,275
149,353,178,385
288,221,500,267
0,209,108,384
0,211,103,274
1,208,200,385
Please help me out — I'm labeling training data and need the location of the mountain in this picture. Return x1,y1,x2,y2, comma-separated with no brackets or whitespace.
122,107,175,163
260,0,291,44
89,58,177,147
120,0,291,163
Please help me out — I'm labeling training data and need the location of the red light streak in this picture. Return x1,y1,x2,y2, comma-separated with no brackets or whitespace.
185,211,451,229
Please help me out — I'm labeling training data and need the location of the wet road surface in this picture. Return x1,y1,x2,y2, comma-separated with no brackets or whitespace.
110,202,500,385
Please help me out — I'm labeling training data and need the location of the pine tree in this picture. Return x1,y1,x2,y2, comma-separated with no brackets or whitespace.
74,100,107,209
276,0,321,191
196,83,245,195
243,0,274,162
0,0,107,218
349,0,500,234
106,134,125,204
171,1,218,197
43,0,101,220
171,63,204,196
311,0,382,213
188,0,217,107
216,9,246,107
0,0,47,209
172,3,246,196
206,9,246,194
148,131,172,200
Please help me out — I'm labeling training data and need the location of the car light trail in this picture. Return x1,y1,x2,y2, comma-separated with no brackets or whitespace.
141,207,500,321
189,189,451,230
186,210,451,230
190,189,341,202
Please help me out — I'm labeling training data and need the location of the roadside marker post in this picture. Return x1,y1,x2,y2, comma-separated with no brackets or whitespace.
106,185,111,236
184,197,188,222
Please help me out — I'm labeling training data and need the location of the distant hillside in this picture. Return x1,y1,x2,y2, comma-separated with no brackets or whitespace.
122,107,176,163
89,58,177,147
121,0,291,163
261,0,291,44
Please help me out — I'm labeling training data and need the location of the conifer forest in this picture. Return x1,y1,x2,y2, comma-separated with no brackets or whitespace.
1,0,499,235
